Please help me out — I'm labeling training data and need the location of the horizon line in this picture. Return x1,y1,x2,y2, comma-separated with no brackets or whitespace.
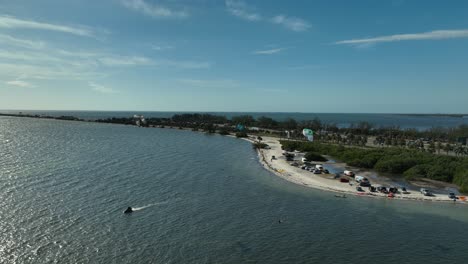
1,109,467,116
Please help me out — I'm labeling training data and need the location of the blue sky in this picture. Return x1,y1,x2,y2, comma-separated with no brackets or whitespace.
1,0,468,113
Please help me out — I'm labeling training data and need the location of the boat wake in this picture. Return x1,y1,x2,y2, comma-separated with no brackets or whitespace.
131,200,172,211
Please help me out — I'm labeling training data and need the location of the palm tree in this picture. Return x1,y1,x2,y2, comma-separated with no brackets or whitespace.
454,145,465,156
436,141,442,154
443,143,453,155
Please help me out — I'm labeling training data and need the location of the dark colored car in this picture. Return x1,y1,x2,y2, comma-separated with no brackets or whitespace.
360,181,371,187
377,186,388,194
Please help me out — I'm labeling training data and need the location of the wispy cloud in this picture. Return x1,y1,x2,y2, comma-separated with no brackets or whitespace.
225,0,261,21
89,82,118,94
150,44,174,51
99,56,154,66
253,47,285,55
162,60,211,69
260,88,286,93
335,29,468,45
122,0,188,19
286,65,324,70
271,15,310,32
0,62,103,80
225,1,310,32
0,15,93,37
6,79,34,88
178,78,238,88
0,33,45,49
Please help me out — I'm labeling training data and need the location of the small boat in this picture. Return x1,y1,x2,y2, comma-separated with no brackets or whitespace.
124,207,133,214
334,194,347,198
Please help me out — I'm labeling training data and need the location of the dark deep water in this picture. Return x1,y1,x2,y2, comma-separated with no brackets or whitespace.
1,116,467,263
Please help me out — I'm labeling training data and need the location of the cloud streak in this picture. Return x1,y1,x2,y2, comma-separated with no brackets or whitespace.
335,29,468,45
89,82,118,94
99,56,154,66
178,78,238,88
271,15,310,32
0,33,45,49
253,48,285,55
225,1,310,32
6,79,34,88
0,15,93,37
225,0,261,21
122,0,188,19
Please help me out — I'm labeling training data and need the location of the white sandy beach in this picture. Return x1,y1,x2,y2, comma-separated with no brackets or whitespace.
248,136,467,204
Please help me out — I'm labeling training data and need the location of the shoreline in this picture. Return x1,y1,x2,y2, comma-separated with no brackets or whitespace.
3,114,467,204
249,136,468,204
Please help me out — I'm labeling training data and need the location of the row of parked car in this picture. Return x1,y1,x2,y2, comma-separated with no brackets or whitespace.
300,164,330,174
419,188,458,199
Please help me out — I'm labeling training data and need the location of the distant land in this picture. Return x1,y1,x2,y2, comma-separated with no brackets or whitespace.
398,114,468,118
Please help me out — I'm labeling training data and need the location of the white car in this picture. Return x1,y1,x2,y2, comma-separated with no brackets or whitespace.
420,188,432,196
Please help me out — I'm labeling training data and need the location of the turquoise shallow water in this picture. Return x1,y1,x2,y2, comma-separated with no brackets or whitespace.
0,116,467,264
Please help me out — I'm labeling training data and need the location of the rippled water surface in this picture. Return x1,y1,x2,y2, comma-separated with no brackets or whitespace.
0,116,467,263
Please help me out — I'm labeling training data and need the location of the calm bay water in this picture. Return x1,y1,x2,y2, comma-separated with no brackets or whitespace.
2,110,468,130
1,116,468,263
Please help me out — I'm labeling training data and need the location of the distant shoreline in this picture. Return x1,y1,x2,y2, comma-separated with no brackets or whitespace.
397,113,468,118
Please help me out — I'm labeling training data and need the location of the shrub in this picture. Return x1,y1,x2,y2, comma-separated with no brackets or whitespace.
252,142,268,149
218,130,230,135
235,132,248,138
374,157,418,174
304,152,328,162
403,164,431,180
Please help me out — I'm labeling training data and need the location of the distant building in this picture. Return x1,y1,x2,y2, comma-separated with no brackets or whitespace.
133,115,147,126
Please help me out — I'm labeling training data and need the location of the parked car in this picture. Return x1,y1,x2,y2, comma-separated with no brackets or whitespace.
401,187,410,194
313,169,322,174
356,186,364,192
448,192,457,199
388,187,398,194
377,186,388,194
323,169,330,174
420,188,432,196
344,170,355,177
360,181,371,187
355,176,369,183
340,178,349,183
369,186,377,192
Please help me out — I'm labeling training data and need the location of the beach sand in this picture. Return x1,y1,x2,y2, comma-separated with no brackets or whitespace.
248,136,466,204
